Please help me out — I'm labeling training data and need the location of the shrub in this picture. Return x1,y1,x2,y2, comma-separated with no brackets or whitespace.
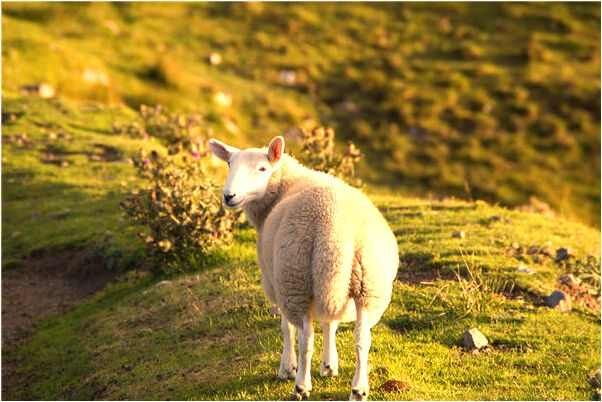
297,126,364,187
119,114,362,274
120,139,240,275
113,104,204,144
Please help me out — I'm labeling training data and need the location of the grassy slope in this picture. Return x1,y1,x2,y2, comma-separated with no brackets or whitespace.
1,3,600,401
4,199,600,400
1,2,600,226
1,95,600,400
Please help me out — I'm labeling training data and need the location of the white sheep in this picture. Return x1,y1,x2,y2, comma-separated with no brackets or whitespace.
209,136,399,401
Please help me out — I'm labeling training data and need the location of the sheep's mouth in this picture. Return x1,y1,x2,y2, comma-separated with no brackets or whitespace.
224,196,246,209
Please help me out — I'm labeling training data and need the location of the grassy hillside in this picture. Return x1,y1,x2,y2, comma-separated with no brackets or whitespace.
1,3,600,401
2,2,600,226
3,197,600,400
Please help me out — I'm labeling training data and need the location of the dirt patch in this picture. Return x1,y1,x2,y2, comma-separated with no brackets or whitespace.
396,267,456,285
1,248,120,348
88,143,123,162
379,379,411,393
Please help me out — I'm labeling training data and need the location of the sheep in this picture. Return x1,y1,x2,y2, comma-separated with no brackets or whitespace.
209,136,399,401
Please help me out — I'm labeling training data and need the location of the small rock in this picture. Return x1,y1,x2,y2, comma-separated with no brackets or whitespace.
517,265,536,274
20,83,56,99
540,247,554,257
209,52,222,66
526,245,540,255
156,280,173,288
38,83,56,99
559,274,581,287
379,379,410,393
278,70,297,86
556,247,572,262
213,91,233,107
11,231,22,238
82,69,110,86
511,242,519,249
462,328,488,350
452,231,465,239
544,290,571,312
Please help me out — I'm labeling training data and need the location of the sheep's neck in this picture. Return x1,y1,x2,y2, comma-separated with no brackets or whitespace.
243,155,303,233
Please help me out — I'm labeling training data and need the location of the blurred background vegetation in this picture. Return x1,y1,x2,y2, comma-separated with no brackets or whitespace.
2,2,600,227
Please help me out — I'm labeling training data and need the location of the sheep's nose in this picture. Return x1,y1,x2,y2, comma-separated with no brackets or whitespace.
224,193,236,204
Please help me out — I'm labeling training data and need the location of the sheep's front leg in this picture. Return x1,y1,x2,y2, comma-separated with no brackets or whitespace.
293,314,314,400
320,320,339,377
350,308,371,401
278,315,297,379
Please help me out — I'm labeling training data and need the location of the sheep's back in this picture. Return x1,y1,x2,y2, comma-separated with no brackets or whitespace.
261,177,398,325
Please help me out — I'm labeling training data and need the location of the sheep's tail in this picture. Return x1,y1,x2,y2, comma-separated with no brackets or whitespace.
311,229,355,320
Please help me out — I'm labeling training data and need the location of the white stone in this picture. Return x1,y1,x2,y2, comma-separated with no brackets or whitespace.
463,328,488,350
209,52,222,66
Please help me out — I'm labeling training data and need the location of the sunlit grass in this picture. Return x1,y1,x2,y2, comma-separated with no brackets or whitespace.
1,3,600,400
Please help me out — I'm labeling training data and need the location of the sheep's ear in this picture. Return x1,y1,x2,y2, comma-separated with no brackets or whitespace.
267,136,285,164
209,138,239,162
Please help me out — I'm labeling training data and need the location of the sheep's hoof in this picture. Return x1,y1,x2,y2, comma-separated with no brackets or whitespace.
320,362,338,377
278,365,297,380
349,388,368,401
293,384,311,400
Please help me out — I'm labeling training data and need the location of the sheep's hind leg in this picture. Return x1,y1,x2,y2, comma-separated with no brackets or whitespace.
278,315,297,379
320,320,339,377
349,305,374,401
293,314,314,400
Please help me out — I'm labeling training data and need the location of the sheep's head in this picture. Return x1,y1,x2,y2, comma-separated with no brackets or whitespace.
209,136,284,208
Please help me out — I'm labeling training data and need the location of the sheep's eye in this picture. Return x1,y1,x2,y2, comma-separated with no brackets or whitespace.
259,166,267,172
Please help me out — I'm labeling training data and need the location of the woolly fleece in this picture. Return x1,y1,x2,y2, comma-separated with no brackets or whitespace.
243,154,399,328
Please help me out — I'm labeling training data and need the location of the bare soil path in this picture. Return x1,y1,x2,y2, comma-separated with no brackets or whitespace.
2,248,119,348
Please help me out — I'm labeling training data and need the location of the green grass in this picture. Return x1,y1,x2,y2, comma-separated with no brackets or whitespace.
1,3,600,401
3,201,600,400
1,92,144,260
